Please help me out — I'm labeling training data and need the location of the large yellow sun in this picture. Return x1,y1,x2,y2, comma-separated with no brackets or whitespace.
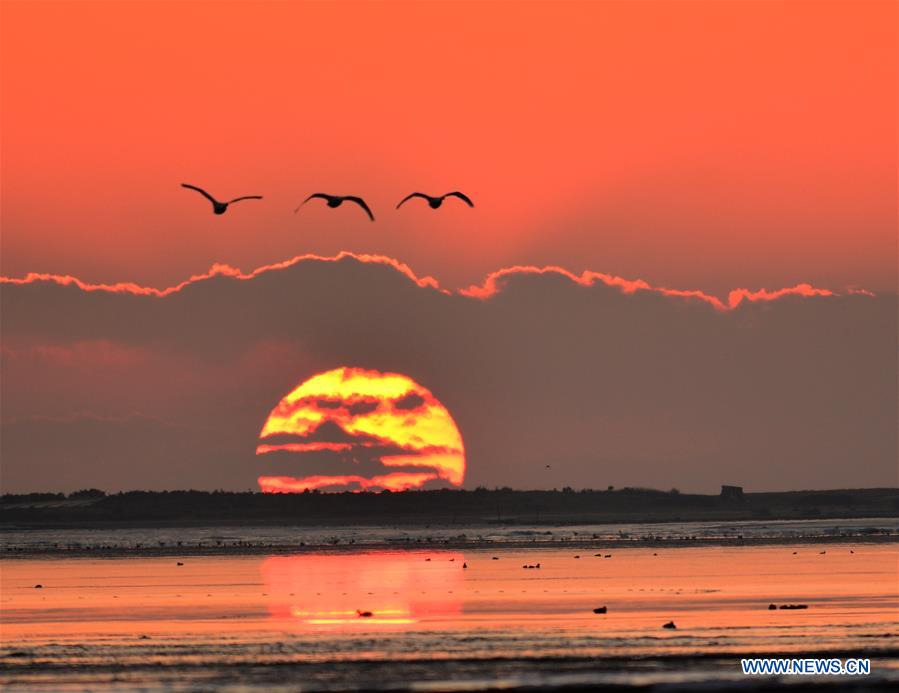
257,367,465,492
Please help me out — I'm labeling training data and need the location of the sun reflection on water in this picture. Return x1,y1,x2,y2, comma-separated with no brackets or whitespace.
261,551,464,627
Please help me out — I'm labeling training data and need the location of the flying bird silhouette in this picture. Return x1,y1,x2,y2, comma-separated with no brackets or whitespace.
181,183,262,214
297,194,375,221
396,191,474,209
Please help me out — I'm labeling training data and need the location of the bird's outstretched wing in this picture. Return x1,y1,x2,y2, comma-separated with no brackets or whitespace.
295,193,329,213
346,196,375,221
396,192,429,209
228,195,263,204
181,183,219,205
446,191,474,207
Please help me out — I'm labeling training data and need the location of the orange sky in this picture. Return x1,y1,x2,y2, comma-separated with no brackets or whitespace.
1,0,896,295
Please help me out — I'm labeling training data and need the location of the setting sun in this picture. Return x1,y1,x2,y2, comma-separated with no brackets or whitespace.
257,367,465,492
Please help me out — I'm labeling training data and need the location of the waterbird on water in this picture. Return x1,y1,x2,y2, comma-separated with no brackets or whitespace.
181,183,262,214
297,194,375,221
396,191,474,209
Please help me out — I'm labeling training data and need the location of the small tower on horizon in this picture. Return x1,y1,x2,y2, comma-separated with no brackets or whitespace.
720,485,745,502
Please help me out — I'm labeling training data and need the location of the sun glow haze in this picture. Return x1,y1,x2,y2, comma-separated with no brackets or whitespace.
257,367,465,493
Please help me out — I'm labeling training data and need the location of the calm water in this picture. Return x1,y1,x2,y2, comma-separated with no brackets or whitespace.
1,543,897,691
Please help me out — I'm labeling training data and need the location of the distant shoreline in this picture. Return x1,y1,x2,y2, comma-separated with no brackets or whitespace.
2,487,897,531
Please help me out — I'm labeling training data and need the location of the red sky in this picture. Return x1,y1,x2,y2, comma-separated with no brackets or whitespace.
1,0,896,296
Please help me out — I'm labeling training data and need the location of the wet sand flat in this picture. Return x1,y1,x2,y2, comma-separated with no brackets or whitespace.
3,516,897,558
2,544,898,690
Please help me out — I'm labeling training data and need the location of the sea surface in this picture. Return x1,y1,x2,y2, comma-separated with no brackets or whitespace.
1,530,897,691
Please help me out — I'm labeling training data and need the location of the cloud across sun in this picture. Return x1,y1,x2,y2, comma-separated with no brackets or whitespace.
257,367,465,493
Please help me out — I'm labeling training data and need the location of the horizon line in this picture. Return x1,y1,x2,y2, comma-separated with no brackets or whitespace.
4,486,897,497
